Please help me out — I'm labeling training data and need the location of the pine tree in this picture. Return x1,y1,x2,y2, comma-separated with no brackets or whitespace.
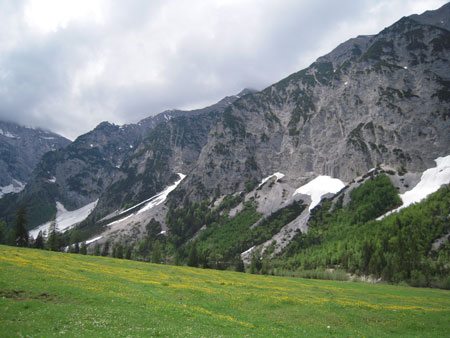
187,243,198,267
80,242,87,255
13,205,28,247
34,231,45,249
117,244,124,259
0,220,7,244
47,217,60,251
151,240,162,263
101,241,110,256
235,255,245,272
94,243,100,256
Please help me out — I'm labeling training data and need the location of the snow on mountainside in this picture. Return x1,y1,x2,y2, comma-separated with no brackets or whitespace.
378,154,450,219
30,200,98,239
0,179,25,199
0,120,70,191
84,174,186,247
294,176,346,211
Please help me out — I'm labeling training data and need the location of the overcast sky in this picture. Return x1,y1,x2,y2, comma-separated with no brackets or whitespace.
0,0,447,140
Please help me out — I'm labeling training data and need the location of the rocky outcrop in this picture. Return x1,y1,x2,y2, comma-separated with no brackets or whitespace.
0,120,70,191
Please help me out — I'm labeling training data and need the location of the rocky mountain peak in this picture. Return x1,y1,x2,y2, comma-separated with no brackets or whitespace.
409,2,450,31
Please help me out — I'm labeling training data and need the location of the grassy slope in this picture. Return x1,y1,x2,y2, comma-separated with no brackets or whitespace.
1,246,449,337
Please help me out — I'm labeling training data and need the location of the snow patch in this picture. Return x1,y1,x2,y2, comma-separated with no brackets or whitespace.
48,177,56,183
40,136,56,140
0,179,25,198
403,66,408,69
137,173,186,214
106,213,135,227
379,155,450,219
242,246,255,256
344,81,348,85
0,128,19,139
258,172,285,188
129,145,133,149
85,236,102,245
294,175,345,211
30,200,98,238
105,174,186,227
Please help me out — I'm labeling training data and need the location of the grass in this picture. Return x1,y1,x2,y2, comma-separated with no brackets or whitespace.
1,246,449,337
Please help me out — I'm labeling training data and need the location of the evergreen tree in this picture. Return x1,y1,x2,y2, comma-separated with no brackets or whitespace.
116,244,124,259
93,243,100,256
80,242,87,255
34,231,45,249
13,205,28,247
125,246,132,259
249,250,262,274
173,250,181,266
187,243,198,267
47,218,60,251
151,240,162,263
235,255,245,272
0,220,7,244
101,241,110,256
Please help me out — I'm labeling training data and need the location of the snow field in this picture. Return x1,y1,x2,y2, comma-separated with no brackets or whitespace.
294,175,345,211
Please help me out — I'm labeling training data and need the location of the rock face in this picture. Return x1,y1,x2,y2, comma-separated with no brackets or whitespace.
0,90,254,227
175,5,450,199
0,120,70,193
2,3,450,245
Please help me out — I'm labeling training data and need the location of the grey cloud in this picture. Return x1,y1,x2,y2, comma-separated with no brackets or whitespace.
0,0,447,139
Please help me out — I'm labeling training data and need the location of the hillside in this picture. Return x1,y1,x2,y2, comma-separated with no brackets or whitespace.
0,89,253,228
0,3,449,289
0,120,70,198
58,3,450,274
1,246,449,337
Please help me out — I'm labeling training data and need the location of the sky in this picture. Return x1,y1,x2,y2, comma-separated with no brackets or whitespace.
0,0,447,140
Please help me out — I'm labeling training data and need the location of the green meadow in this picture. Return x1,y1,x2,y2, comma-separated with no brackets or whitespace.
1,245,449,337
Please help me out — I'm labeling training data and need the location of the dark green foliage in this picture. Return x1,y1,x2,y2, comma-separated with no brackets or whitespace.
432,78,450,103
213,143,230,156
430,29,450,53
80,242,87,255
101,241,110,256
234,255,245,272
244,156,258,171
313,62,334,85
0,221,7,245
360,39,396,62
245,181,257,193
347,123,369,153
151,240,162,263
216,193,244,213
277,175,450,288
46,219,61,252
93,243,100,256
196,200,305,264
187,243,198,267
222,108,246,137
250,250,262,274
13,206,28,247
288,92,315,128
166,200,219,248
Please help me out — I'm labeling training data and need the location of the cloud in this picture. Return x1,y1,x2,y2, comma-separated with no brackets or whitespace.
0,0,447,139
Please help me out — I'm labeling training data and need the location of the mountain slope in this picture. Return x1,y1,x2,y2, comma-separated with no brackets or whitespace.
179,11,450,200
0,89,255,228
70,4,450,275
0,120,70,198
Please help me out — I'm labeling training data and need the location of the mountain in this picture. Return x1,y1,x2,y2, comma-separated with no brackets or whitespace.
0,120,70,198
66,4,450,269
0,89,256,228
86,3,450,216
1,3,450,287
